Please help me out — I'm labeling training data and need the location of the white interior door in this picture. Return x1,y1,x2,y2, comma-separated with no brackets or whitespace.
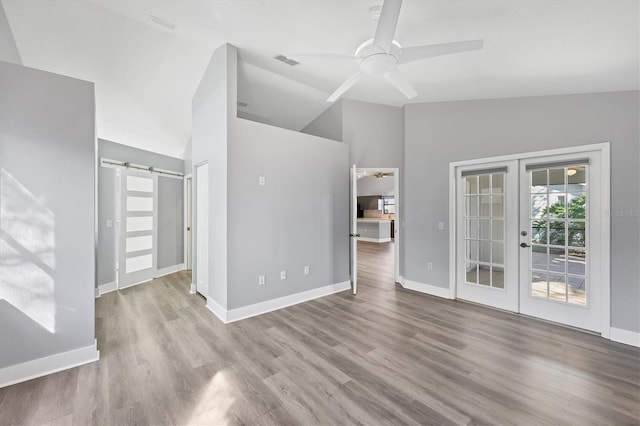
196,164,209,297
118,170,158,288
456,161,519,312
350,164,358,295
186,176,193,270
519,152,602,332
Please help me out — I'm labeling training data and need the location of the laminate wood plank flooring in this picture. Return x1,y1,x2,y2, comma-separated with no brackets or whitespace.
0,240,638,425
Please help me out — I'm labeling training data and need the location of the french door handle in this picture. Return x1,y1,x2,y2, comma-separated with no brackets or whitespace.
520,242,531,248
350,233,361,237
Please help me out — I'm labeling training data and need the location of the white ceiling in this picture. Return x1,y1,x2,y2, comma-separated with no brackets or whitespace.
2,0,638,158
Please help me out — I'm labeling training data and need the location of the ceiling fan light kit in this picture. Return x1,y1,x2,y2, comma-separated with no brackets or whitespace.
312,0,485,103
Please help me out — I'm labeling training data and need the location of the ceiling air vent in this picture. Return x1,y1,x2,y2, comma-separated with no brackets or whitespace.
274,54,300,66
149,15,176,30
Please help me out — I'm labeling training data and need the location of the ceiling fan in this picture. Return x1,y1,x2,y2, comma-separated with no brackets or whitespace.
296,0,484,102
373,172,393,178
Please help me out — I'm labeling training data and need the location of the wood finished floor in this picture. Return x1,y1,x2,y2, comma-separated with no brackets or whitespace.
1,241,639,425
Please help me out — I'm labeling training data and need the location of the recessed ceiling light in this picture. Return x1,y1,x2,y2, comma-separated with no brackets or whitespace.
149,15,176,30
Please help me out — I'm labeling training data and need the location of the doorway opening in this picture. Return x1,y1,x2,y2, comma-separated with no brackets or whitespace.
350,167,400,295
450,144,610,334
194,163,209,298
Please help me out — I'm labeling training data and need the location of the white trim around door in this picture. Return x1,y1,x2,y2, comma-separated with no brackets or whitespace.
449,143,610,336
355,167,401,284
183,173,193,271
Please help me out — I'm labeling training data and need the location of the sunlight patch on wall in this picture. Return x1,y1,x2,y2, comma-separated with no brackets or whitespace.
0,168,56,333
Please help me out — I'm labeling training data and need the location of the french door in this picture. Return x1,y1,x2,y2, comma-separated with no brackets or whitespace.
456,161,519,312
455,147,606,332
519,153,603,331
118,170,158,288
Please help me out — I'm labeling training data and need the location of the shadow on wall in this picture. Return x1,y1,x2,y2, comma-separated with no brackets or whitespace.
0,168,56,333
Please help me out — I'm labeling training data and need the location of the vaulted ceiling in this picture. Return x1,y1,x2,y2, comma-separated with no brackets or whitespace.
2,0,638,158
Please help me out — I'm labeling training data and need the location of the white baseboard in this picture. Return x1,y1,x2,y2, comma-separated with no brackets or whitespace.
206,298,228,323
96,281,117,297
400,276,454,299
0,340,99,388
610,327,640,347
156,263,185,278
189,283,196,294
207,281,351,324
359,237,391,243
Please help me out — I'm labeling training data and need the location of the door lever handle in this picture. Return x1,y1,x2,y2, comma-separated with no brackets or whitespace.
520,242,531,248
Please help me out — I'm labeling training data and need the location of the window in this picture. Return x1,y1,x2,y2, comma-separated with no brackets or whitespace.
381,196,395,214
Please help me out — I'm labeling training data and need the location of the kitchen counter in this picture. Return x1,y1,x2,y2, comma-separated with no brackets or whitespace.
357,218,392,243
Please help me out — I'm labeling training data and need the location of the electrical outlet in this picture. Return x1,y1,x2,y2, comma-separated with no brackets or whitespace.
280,270,286,280
258,275,265,286
106,219,113,228
438,221,445,230
259,176,265,186
427,262,433,270
304,266,310,275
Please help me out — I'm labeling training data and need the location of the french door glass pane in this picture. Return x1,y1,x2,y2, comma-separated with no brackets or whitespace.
567,275,586,305
529,165,587,306
478,266,491,286
491,174,504,193
464,173,506,289
492,266,505,289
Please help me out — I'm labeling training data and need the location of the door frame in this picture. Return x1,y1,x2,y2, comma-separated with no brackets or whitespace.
183,173,193,271
194,162,209,298
449,143,610,337
355,167,401,284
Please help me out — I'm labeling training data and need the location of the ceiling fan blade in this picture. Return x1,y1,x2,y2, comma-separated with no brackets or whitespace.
373,0,402,53
383,67,417,99
290,53,356,63
327,71,364,102
398,40,484,64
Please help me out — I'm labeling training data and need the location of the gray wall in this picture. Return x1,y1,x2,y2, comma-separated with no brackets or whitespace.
183,138,192,175
301,100,343,142
342,99,404,168
192,43,231,308
0,3,21,65
0,60,95,367
97,139,184,286
192,44,350,311
304,98,405,276
228,118,349,309
358,175,395,196
404,91,640,333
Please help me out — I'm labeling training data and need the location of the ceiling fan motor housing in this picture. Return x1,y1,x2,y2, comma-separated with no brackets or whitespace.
355,39,401,75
